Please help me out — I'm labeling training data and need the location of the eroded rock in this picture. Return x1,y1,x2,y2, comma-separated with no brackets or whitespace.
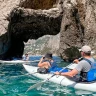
59,0,96,61
0,0,96,61
0,0,62,59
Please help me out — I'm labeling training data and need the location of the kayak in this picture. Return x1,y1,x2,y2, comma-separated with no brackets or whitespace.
23,64,96,92
0,60,39,64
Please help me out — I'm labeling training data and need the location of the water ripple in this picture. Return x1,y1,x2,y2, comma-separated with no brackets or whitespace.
0,56,96,96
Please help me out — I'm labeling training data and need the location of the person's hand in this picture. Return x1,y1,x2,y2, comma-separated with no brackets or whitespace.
54,71,60,75
40,56,44,61
73,59,79,64
39,57,44,63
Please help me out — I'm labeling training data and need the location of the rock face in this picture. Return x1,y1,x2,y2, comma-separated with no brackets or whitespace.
0,0,21,59
0,0,62,60
24,33,60,55
0,0,96,61
59,0,96,61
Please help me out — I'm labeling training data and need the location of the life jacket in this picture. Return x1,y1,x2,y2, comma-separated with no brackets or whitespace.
80,58,96,82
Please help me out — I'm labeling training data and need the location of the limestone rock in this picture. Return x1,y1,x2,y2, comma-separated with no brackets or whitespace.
59,0,96,61
0,0,62,60
0,0,96,61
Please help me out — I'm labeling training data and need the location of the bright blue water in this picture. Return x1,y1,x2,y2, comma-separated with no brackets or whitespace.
0,56,96,96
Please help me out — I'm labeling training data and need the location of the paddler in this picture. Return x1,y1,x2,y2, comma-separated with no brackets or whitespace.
55,45,96,82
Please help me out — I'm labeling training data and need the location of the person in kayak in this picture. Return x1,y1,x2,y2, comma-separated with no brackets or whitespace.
55,45,96,82
37,52,57,73
22,53,29,61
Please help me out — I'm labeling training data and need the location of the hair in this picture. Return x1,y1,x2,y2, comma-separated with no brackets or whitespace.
84,52,91,56
44,52,52,59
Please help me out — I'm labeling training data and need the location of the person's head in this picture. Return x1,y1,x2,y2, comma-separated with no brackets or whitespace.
25,53,28,56
79,45,91,57
44,52,53,60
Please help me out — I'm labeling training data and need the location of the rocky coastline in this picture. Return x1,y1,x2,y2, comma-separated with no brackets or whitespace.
0,0,96,61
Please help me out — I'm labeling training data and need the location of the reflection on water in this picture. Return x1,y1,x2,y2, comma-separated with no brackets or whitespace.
0,56,96,96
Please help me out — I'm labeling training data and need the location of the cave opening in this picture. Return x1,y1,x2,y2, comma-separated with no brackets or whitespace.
0,5,62,60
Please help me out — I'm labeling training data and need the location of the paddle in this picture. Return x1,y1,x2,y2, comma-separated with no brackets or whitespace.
26,57,83,92
26,63,74,92
30,60,40,63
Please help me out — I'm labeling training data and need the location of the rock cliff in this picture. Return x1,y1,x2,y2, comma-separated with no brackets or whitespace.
0,0,62,60
59,0,96,61
0,0,96,61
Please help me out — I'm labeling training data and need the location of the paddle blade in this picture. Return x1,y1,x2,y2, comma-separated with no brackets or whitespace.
26,80,46,92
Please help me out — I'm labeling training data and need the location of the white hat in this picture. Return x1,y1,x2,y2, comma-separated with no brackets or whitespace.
80,45,91,53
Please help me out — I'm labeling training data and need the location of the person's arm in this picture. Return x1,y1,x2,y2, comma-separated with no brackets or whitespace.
38,58,51,68
73,59,79,64
55,69,78,77
73,57,83,64
38,57,48,67
38,57,44,66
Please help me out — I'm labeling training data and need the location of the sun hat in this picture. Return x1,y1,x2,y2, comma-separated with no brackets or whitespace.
79,45,91,53
44,53,53,59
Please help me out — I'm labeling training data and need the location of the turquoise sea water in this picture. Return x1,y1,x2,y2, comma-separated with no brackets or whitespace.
0,56,96,96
